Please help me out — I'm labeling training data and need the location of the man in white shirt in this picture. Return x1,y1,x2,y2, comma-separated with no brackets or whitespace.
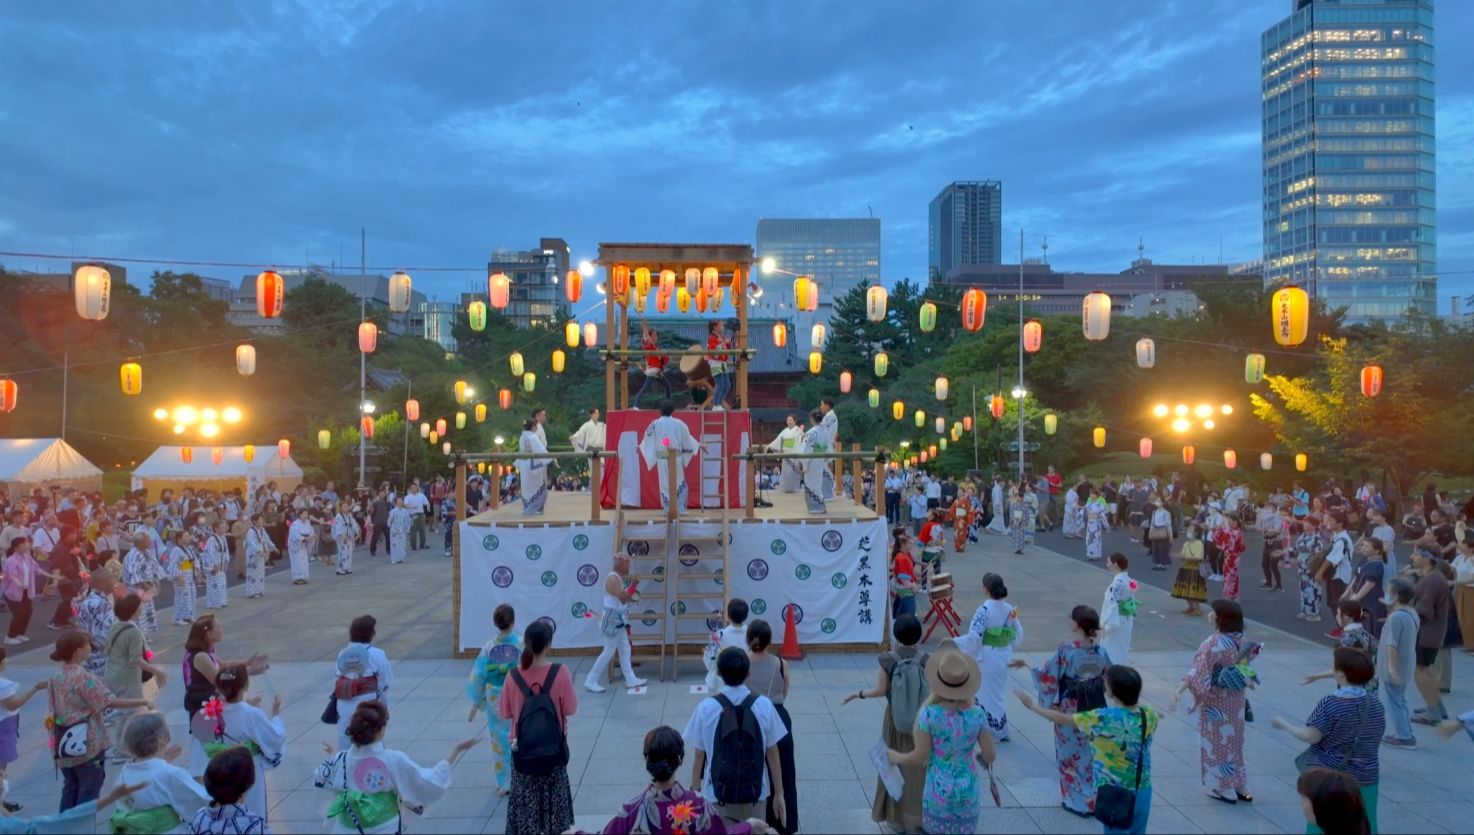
924,477,942,510
684,647,788,828
908,489,929,534
401,483,430,551
1321,511,1356,614
570,408,607,454
532,408,549,449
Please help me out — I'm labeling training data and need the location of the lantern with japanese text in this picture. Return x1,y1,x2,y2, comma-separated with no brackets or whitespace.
695,288,708,313
1182,445,1195,465
180,446,193,463
1044,413,1058,435
74,264,112,320
405,399,420,422
709,287,724,311
243,444,255,463
523,372,536,392
361,417,375,439
1360,365,1383,397
634,267,651,297
475,403,487,423
1260,452,1273,470
498,389,512,410
1295,453,1308,472
1022,320,1043,353
658,270,675,297
963,415,973,432
509,352,524,377
388,272,412,313
935,377,949,401
1135,338,1155,369
1139,438,1153,458
684,268,700,295
793,276,814,310
583,322,598,348
488,272,511,309
1245,353,1266,384
564,322,580,347
654,290,670,313
990,395,1005,419
277,439,290,459
866,285,888,322
357,322,378,354
702,267,720,297
255,270,284,319
0,379,16,413
868,388,880,408
874,352,889,377
914,410,926,428
235,344,256,376
1093,426,1106,448
1082,291,1112,341
455,412,466,429
565,270,582,303
839,371,852,393
960,289,987,332
454,380,469,404
610,265,630,297
419,423,430,439
1272,285,1309,347
677,287,691,312
892,400,905,421
808,352,822,375
810,324,826,350
1223,449,1237,469
436,418,448,436
772,323,787,348
552,350,566,373
119,362,142,395
919,301,938,333
467,300,488,332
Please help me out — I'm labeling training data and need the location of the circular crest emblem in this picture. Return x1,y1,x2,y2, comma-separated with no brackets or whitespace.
821,530,844,552
747,559,769,581
651,565,666,583
540,570,557,588
750,598,767,615
831,572,848,589
640,608,659,627
576,564,600,587
525,544,542,561
795,563,812,581
490,566,513,588
353,757,393,793
820,618,837,634
782,603,804,625
571,601,588,618
769,539,787,556
714,567,724,587
482,534,500,551
678,543,701,557
572,534,589,551
670,600,688,616
626,540,650,557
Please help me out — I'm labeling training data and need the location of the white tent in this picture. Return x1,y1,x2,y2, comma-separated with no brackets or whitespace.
131,445,304,499
0,438,105,495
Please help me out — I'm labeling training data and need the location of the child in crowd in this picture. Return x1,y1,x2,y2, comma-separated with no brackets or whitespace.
705,598,750,691
0,646,46,812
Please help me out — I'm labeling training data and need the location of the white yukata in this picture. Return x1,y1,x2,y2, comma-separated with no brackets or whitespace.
243,525,270,598
638,415,699,513
766,425,805,493
201,533,229,609
1063,489,1084,537
165,543,198,624
798,424,834,514
987,482,1008,534
219,700,288,822
1100,571,1136,666
387,506,412,565
287,518,315,581
112,755,212,834
121,546,167,635
331,512,357,573
313,742,454,835
189,803,269,834
515,429,552,516
819,409,839,498
570,418,606,453
966,598,1024,740
333,642,393,751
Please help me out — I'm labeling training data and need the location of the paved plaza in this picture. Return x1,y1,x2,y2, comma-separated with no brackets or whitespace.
2,526,1469,833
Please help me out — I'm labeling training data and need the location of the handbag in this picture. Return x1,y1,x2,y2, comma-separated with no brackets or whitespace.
46,681,90,762
321,694,340,725
1295,691,1370,774
1094,708,1145,829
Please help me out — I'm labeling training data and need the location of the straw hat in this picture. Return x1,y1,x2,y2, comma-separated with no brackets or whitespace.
925,645,982,702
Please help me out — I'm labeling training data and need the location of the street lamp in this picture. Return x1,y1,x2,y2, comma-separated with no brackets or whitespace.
578,260,595,277
361,401,376,415
760,257,777,274
1011,386,1029,399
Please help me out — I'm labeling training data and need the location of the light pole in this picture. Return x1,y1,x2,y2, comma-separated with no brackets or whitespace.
400,378,412,483
359,228,368,489
1016,229,1026,481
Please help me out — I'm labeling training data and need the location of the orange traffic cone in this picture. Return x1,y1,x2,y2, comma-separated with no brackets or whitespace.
779,603,805,661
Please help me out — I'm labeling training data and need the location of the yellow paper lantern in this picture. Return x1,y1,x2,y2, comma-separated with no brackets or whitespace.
709,287,725,311
475,403,487,423
1272,285,1310,347
1245,353,1266,384
235,344,256,376
243,444,255,463
808,352,823,375
1093,426,1106,448
935,377,949,400
866,285,888,322
564,321,580,347
455,411,467,429
793,276,813,310
468,300,488,332
358,322,378,353
552,349,566,373
1044,413,1058,435
868,389,880,408
677,287,692,312
523,372,536,392
488,272,511,309
772,322,787,348
318,429,331,449
509,352,524,377
839,371,852,393
429,430,439,444
940,438,948,451
919,301,937,333
454,380,469,404
634,267,651,297
387,271,413,313
477,462,487,474
632,287,648,313
73,264,112,320
874,352,889,377
1295,452,1308,472
892,400,905,421
1082,291,1112,341
583,322,598,348
914,409,926,428
119,362,142,395
1136,338,1155,369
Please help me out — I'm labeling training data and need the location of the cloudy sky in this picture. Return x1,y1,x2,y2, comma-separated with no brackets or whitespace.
2,0,1470,309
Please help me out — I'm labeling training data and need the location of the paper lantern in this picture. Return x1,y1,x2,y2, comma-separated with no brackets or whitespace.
498,389,512,410
429,430,439,444
811,324,827,350
277,439,290,459
935,377,949,401
683,268,700,295
523,372,536,392
1018,319,1042,354
772,323,787,348
960,289,987,332
919,451,929,464
632,285,647,313
235,344,256,376
443,441,452,456
951,423,962,442
436,418,448,436
694,288,709,313
1295,453,1308,472
564,322,580,348
243,444,255,463
677,287,691,312
454,380,470,404
358,322,378,353
119,362,142,395
74,264,112,320
808,352,823,375
709,287,724,311
701,267,720,297
633,268,651,298
934,417,945,435
892,400,905,421
180,446,193,464
914,410,926,428
1182,445,1195,465
1223,449,1237,469
475,403,488,423
477,462,487,474
866,285,888,322
919,302,938,333
467,300,488,332
552,349,566,373
0,379,14,413
963,415,973,432
1140,438,1153,458
793,276,813,310
839,371,852,393
1082,291,1112,341
564,270,582,303
509,352,524,377
405,399,420,421
610,265,630,297
868,388,880,408
388,272,412,313
419,422,430,439
654,291,670,313
1260,452,1273,470
990,395,1005,419
940,438,948,451
314,429,330,450
255,270,284,319
488,272,511,309
1245,353,1266,384
1360,365,1383,397
361,417,375,439
455,411,466,429
874,352,889,377
1044,413,1057,435
657,270,675,297
583,322,597,348
1093,426,1106,448
1272,286,1310,347
1135,338,1155,369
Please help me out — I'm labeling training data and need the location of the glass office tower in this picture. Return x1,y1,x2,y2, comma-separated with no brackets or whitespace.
755,218,882,329
928,181,1003,282
1261,0,1436,320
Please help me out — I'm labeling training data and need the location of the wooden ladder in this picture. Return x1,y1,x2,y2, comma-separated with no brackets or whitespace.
668,408,732,681
614,502,671,683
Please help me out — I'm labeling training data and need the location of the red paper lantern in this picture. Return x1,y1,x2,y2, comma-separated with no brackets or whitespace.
565,270,582,303
488,272,511,309
277,439,290,459
1360,364,1383,397
1182,445,1196,465
180,446,193,463
610,265,630,297
0,379,17,413
435,418,448,436
210,447,224,465
405,399,420,422
961,289,987,332
498,389,512,410
1023,320,1043,353
256,270,284,318
1223,449,1237,469
962,415,973,432
361,416,375,439
358,322,378,353
989,394,1005,419
1139,438,1153,458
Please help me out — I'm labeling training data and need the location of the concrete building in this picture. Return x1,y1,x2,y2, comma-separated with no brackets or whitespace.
485,237,571,330
929,181,1003,280
197,276,234,303
1261,0,1436,321
755,218,881,330
940,259,1261,317
227,269,427,336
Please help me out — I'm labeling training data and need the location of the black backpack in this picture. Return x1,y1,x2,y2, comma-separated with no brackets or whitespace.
510,664,569,776
1057,645,1109,712
709,694,765,804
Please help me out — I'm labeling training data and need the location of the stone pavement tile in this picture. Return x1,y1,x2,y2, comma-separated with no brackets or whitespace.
807,807,884,833
1025,805,1108,834
796,746,861,780
1005,775,1068,808
267,788,322,820
420,786,502,819
976,807,1047,834
1144,803,1207,834
1378,801,1457,834
1175,802,1294,834
405,817,489,834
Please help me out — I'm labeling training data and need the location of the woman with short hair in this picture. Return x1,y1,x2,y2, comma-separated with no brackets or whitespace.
111,713,209,834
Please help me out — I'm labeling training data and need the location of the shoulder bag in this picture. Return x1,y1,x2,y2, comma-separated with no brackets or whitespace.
1094,708,1145,829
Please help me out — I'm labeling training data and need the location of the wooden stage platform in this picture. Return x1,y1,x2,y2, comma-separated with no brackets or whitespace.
466,490,878,527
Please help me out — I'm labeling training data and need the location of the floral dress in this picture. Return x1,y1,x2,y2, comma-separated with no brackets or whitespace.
1030,640,1110,815
1084,497,1110,560
1295,529,1326,617
465,631,522,792
915,703,989,834
1211,526,1246,600
1183,632,1250,795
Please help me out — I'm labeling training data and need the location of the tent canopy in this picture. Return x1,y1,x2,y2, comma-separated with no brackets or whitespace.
0,438,105,494
131,445,303,498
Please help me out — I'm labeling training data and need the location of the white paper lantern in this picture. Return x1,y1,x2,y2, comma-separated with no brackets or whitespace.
73,264,111,320
1135,338,1155,369
235,344,256,376
387,271,412,313
866,285,888,322
810,323,827,350
1082,291,1112,341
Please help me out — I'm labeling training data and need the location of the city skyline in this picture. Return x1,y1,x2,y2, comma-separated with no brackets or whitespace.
2,0,1471,311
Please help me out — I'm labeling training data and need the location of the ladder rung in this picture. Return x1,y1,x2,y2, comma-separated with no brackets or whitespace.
631,573,666,580
678,592,725,600
630,636,667,644
674,633,719,641
677,572,722,580
674,610,722,619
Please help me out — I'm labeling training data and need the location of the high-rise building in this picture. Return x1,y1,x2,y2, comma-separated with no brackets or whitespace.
928,181,1003,280
484,237,570,330
1261,0,1436,320
420,301,459,354
754,218,881,331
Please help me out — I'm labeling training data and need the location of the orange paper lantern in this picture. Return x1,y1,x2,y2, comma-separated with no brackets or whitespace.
990,394,1005,419
405,399,420,421
565,270,582,303
962,415,973,432
358,322,378,353
277,439,290,459
610,265,630,297
961,289,987,332
255,270,284,318
489,272,511,309
211,447,224,465
436,418,448,436
361,416,375,439
839,371,852,393
702,267,720,297
498,389,512,410
1182,445,1196,465
1360,364,1383,397
0,379,15,413
180,446,193,463
1139,438,1153,458
772,322,787,348
1223,449,1237,469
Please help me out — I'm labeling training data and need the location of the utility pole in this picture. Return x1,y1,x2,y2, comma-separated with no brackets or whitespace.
971,385,979,472
359,228,367,489
1016,229,1025,481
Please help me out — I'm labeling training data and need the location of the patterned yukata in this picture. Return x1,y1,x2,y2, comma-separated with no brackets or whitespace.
968,495,984,544
330,512,357,573
166,544,198,623
189,803,269,834
1212,526,1246,600
966,599,1023,740
516,430,551,516
1182,632,1250,796
286,518,314,582
1008,496,1029,552
201,533,229,608
387,507,412,565
1063,489,1085,537
1030,640,1111,815
121,546,167,635
465,631,522,792
1295,529,1326,618
75,588,116,674
243,526,269,598
949,498,970,552
915,703,990,835
1084,498,1110,561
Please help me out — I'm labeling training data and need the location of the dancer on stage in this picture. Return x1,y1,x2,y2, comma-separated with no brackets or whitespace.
638,400,700,513
632,321,672,407
818,398,838,499
516,418,552,516
569,408,606,453
766,414,806,493
707,320,733,410
799,409,835,515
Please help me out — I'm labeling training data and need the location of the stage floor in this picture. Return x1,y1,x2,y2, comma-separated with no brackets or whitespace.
466,490,879,526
